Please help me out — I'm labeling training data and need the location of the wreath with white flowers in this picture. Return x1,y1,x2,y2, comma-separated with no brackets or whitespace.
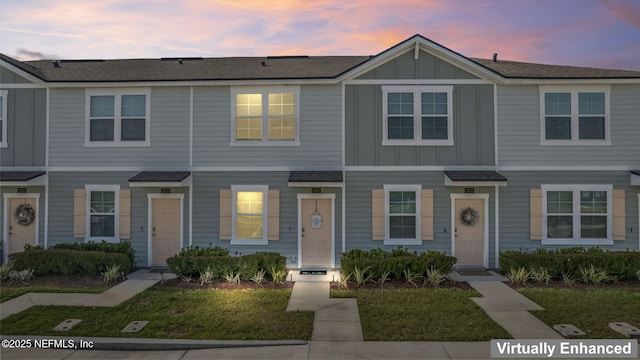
15,204,35,226
459,207,479,226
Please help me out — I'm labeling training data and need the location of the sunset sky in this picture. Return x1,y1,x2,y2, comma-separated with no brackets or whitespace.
1,0,639,71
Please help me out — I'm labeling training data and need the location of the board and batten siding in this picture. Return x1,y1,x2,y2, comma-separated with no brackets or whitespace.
345,84,495,166
48,87,190,167
0,88,47,166
191,172,342,267
355,50,480,80
497,84,640,166
498,171,637,253
345,171,497,266
47,171,190,267
192,85,343,167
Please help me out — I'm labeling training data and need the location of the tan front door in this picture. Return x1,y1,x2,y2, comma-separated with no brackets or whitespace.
301,198,332,267
7,198,37,255
454,198,484,267
151,198,181,266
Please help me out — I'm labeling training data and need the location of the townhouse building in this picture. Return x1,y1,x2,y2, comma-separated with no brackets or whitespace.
2,35,639,269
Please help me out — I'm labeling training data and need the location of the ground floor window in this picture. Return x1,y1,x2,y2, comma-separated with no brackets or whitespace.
85,185,120,241
231,185,268,245
542,185,611,245
384,184,421,245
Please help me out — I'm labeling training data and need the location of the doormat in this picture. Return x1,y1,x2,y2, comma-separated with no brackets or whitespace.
456,270,493,276
300,270,327,275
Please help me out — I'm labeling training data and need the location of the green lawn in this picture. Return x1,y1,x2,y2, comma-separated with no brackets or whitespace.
520,288,640,339
0,286,107,303
332,288,511,341
0,287,314,340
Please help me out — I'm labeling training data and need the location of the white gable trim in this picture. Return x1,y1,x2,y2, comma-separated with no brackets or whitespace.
0,59,46,85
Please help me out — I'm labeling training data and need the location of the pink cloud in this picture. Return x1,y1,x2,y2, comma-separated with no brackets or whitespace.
598,0,640,29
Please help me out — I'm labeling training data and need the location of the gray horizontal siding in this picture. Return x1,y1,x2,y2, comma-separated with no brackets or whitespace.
345,84,495,166
345,171,497,266
356,50,479,80
497,84,640,165
193,85,342,168
191,172,342,267
498,171,639,253
47,172,190,267
0,88,46,166
49,87,189,167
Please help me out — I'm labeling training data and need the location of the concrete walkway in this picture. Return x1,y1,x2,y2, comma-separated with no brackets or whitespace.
0,270,170,320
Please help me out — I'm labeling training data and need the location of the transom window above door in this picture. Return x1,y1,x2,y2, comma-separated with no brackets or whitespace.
85,89,151,147
231,86,300,146
382,86,453,146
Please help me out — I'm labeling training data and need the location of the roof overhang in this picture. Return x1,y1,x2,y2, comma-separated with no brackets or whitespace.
0,171,47,186
128,171,191,187
444,171,507,187
288,171,343,188
631,171,640,186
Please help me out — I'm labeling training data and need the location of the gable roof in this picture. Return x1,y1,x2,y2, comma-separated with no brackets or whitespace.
2,34,639,83
471,58,640,79
13,56,370,82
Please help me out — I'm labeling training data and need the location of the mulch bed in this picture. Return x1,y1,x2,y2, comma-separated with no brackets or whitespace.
506,280,640,290
158,278,295,290
330,280,473,290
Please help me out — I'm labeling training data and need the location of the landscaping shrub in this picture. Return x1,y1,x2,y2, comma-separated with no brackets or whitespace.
178,245,229,257
341,247,456,282
9,249,132,276
51,241,135,265
167,251,286,282
500,248,640,280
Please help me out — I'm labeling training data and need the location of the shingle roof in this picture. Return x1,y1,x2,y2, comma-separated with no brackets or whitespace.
288,171,343,183
0,171,46,181
15,56,370,82
471,58,640,79
445,171,507,182
631,170,640,176
129,171,191,182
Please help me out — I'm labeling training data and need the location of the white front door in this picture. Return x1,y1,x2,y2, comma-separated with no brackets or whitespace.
454,197,485,267
150,196,182,266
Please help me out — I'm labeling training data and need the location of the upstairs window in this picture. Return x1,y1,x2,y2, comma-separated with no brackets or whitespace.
540,86,610,145
382,86,453,146
0,90,7,148
85,89,150,146
231,86,300,146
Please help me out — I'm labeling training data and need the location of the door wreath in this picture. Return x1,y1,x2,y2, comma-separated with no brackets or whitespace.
15,204,36,226
459,207,478,226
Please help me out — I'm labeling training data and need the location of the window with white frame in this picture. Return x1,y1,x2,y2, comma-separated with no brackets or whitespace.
384,184,422,245
0,90,7,148
86,185,119,241
85,89,150,146
542,185,612,245
231,86,299,145
540,86,610,145
382,86,453,146
232,185,268,245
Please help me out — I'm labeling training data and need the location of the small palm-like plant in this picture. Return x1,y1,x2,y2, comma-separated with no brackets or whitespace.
635,270,640,282
0,263,12,280
377,270,392,284
352,266,373,286
180,274,194,283
222,270,241,284
198,267,216,285
561,272,576,287
268,264,287,284
337,271,351,289
505,267,529,285
101,264,122,284
9,269,35,285
250,269,266,285
402,267,421,287
577,265,609,285
424,267,447,288
529,267,551,284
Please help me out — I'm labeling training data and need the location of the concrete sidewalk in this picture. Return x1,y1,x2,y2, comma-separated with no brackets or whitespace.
0,270,171,320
